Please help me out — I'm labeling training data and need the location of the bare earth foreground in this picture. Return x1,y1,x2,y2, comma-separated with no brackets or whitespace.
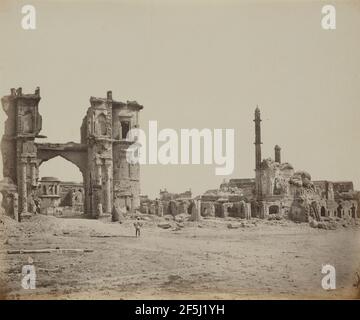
0,214,360,300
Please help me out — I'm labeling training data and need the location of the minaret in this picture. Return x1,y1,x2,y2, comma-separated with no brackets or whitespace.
254,106,262,169
254,106,262,199
274,145,281,163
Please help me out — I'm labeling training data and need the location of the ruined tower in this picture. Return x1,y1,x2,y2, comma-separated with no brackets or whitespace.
80,91,143,218
254,106,262,199
111,98,143,211
274,145,281,163
1,87,42,219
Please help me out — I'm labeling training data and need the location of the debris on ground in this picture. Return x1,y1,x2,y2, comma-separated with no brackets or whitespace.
157,223,172,229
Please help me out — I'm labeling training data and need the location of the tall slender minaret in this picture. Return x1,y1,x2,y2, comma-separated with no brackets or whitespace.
274,145,281,163
254,106,262,199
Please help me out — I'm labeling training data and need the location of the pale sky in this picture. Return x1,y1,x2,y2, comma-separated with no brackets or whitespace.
0,0,359,199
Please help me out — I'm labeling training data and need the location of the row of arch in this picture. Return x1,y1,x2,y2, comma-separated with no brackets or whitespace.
320,205,357,218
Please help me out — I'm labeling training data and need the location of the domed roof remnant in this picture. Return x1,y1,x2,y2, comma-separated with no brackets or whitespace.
293,171,312,181
280,162,294,170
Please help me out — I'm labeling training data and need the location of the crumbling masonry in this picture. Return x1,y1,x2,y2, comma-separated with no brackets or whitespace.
198,107,360,222
138,107,359,223
0,87,143,221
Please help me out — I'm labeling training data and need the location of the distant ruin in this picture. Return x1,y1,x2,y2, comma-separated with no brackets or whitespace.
214,107,359,222
36,177,84,216
0,87,143,221
140,108,360,223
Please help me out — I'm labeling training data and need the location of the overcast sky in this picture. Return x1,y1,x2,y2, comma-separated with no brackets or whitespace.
0,0,359,198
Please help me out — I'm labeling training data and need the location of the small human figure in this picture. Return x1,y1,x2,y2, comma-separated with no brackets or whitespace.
30,197,37,215
34,198,41,214
133,217,142,237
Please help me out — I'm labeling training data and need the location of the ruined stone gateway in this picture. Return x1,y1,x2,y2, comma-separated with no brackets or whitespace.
0,87,143,221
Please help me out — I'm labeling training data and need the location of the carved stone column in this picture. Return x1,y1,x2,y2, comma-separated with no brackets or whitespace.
30,160,37,187
104,160,112,214
197,199,202,218
20,158,28,216
190,200,201,222
95,157,102,186
96,165,102,186
13,193,19,221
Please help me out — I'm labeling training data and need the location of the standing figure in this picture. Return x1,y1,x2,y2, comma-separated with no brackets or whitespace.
133,217,142,237
34,198,41,214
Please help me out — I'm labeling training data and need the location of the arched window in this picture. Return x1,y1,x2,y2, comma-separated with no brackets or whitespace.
23,111,33,133
320,206,326,217
273,178,282,195
96,114,107,136
351,205,356,218
337,206,342,218
121,120,130,139
269,205,279,214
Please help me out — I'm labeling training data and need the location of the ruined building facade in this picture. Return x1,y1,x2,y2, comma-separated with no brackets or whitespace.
36,177,84,216
0,87,143,221
199,107,359,222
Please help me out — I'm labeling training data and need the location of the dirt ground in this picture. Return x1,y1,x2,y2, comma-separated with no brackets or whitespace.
1,214,360,300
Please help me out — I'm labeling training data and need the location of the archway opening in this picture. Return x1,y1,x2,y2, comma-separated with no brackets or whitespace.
351,205,356,218
96,113,107,136
320,206,326,217
121,120,130,139
37,156,84,217
273,179,281,195
337,206,342,218
269,205,279,214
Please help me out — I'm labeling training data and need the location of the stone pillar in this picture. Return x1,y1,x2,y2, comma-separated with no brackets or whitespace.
92,185,101,218
97,203,103,216
254,107,262,170
260,203,267,219
245,203,251,220
0,192,3,215
96,158,102,186
156,200,163,217
190,200,202,221
20,158,28,217
30,161,37,187
197,199,201,218
97,165,102,185
254,107,263,200
13,193,19,221
104,160,112,214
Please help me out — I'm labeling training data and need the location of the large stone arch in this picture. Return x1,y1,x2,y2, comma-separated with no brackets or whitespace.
36,143,88,175
35,143,89,216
